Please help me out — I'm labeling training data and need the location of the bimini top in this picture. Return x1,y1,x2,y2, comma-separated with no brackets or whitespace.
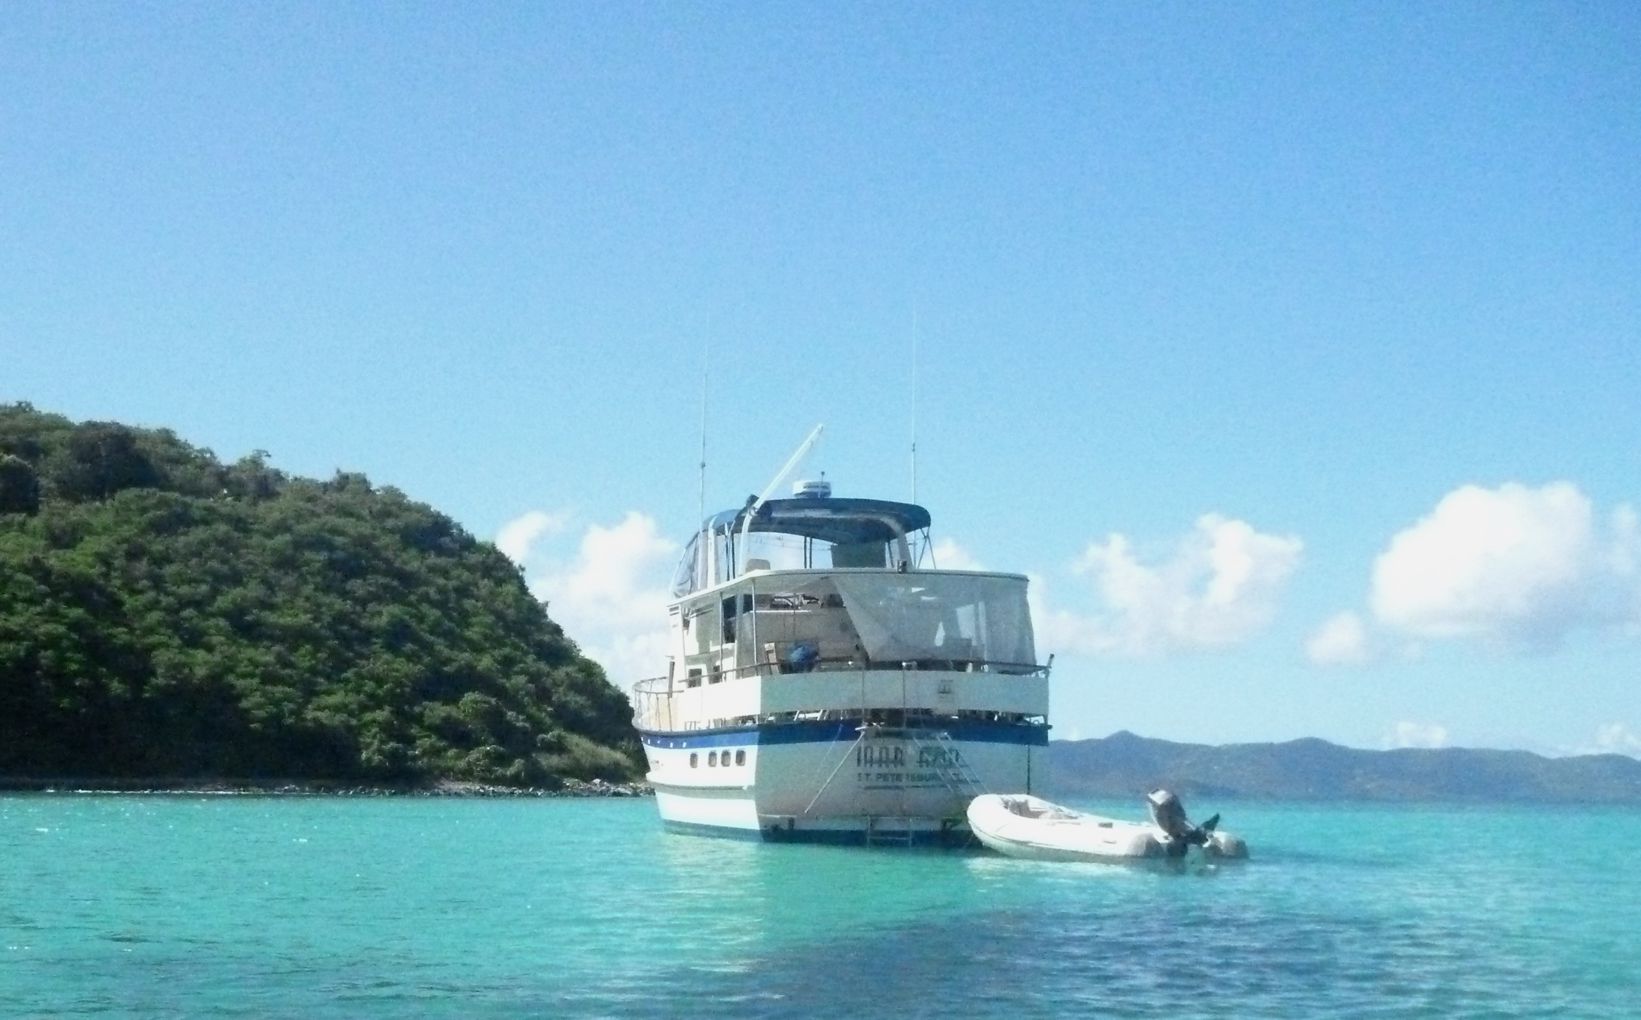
703,497,931,544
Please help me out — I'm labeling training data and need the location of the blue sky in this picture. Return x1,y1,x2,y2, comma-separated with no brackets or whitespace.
5,3,1638,755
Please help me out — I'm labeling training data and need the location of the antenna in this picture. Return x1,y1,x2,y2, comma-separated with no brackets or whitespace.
697,341,709,588
697,342,708,527
910,303,919,504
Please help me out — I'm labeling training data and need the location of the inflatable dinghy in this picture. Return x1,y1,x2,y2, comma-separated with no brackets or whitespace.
967,790,1248,862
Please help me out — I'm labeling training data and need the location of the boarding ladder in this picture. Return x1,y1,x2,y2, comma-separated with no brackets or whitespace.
863,815,916,848
849,723,917,848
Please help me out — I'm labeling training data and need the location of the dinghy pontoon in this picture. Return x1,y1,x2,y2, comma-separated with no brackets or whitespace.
967,790,1248,862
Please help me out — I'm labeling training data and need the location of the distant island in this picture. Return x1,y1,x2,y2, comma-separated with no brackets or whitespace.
0,403,641,789
1049,731,1641,805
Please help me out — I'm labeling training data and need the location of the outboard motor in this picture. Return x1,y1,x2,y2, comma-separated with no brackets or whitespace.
1146,789,1220,858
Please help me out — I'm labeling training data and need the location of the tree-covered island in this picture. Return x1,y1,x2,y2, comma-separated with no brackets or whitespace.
0,403,642,788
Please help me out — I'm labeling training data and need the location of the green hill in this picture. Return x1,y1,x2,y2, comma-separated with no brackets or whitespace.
0,403,640,787
1050,731,1641,804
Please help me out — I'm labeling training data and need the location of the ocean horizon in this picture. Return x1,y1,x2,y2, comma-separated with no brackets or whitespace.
5,794,1637,1018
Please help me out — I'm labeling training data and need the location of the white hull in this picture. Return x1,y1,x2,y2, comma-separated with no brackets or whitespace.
641,722,1045,845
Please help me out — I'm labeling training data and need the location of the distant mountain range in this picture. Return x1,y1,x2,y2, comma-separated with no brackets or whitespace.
1047,731,1641,805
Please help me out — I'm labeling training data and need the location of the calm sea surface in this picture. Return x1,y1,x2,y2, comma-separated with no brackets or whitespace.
3,794,1638,1018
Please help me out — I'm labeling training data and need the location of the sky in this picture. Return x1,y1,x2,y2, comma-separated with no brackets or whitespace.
4,3,1638,756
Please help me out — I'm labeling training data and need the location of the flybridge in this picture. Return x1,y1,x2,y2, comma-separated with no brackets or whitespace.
673,492,935,597
665,481,1039,675
674,422,938,593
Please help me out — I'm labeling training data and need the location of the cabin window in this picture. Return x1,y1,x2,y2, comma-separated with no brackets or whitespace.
721,593,754,643
708,751,718,766
689,753,698,768
735,750,746,766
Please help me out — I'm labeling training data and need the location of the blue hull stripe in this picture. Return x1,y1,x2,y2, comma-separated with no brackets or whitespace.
639,718,1048,750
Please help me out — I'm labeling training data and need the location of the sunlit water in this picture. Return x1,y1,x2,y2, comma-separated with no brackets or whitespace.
3,795,1637,1017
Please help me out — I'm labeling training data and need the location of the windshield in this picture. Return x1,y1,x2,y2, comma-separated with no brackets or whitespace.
758,572,1035,667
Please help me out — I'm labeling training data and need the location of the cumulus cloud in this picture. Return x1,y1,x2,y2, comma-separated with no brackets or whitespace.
1306,611,1369,665
1591,723,1641,757
1039,514,1303,657
1370,482,1640,647
494,510,567,564
1385,721,1449,749
930,537,984,571
495,510,678,685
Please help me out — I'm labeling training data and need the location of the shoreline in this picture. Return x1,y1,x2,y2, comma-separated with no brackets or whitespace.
0,777,652,798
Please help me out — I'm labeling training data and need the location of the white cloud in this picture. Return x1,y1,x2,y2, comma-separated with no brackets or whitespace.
1615,505,1641,634
1039,514,1303,657
1306,611,1368,665
494,510,567,564
503,510,678,685
1591,723,1641,758
1370,482,1639,647
1385,721,1449,749
930,537,984,571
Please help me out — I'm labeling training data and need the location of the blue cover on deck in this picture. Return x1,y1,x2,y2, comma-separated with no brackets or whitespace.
703,497,931,544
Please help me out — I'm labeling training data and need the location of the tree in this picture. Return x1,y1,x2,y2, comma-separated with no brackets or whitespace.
49,423,161,501
226,450,281,501
0,454,39,515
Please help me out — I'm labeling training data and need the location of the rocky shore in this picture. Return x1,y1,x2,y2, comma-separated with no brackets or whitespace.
0,776,652,798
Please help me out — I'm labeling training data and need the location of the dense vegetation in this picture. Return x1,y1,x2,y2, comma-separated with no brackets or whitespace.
0,404,641,786
1050,731,1641,804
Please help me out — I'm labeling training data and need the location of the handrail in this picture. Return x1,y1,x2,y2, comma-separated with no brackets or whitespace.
632,658,1052,696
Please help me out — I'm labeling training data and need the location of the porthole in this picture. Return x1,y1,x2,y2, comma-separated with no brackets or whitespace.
689,753,698,768
708,751,718,766
735,750,746,766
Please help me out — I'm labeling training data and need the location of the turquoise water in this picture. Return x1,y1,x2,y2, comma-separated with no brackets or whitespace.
4,795,1638,1018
